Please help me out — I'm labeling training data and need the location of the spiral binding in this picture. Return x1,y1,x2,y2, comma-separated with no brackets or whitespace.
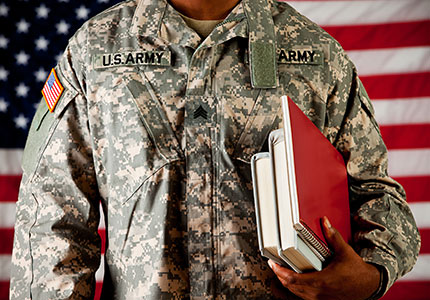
296,225,331,259
298,235,326,262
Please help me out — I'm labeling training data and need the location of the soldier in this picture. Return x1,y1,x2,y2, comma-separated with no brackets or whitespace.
10,0,420,299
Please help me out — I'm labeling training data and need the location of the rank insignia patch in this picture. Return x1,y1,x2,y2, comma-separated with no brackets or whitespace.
42,68,64,112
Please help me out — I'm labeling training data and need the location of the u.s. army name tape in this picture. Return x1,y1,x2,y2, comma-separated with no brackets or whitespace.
93,50,171,69
277,49,323,65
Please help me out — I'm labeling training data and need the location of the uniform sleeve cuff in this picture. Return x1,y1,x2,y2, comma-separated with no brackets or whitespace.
365,263,388,300
360,247,398,298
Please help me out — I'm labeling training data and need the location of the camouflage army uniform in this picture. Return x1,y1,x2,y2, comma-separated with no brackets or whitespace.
11,0,420,299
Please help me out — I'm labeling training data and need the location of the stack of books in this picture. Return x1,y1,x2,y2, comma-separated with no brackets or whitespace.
251,96,351,273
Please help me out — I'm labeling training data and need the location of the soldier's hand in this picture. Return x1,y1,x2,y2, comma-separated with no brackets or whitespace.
268,216,381,300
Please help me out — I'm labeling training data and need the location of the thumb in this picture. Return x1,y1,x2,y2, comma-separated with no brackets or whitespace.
322,216,348,255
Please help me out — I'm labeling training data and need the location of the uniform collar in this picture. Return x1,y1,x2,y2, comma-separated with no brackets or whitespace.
198,3,247,49
130,0,278,88
129,0,276,44
130,0,165,39
130,0,248,49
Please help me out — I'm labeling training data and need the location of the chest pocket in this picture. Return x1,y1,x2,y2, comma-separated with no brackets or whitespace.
111,71,184,202
125,73,183,163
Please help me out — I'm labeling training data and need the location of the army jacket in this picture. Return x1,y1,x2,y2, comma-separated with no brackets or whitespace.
11,0,420,299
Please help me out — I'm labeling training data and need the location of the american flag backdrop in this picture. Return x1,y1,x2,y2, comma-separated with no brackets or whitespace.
0,0,428,299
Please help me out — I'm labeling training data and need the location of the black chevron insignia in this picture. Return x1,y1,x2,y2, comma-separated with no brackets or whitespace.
193,105,208,120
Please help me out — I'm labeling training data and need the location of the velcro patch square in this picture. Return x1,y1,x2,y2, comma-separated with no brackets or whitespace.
41,68,64,113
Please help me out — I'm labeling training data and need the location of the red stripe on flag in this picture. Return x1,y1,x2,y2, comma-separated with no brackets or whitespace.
419,228,430,254
323,21,430,51
52,84,61,98
361,72,430,100
394,176,430,203
0,228,14,254
382,281,430,300
52,82,60,93
95,282,103,300
380,124,430,150
44,84,54,100
98,229,106,254
0,281,9,300
46,87,56,105
0,175,21,202
45,87,53,103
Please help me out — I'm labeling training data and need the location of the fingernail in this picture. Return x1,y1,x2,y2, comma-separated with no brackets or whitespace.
268,260,274,269
324,216,332,229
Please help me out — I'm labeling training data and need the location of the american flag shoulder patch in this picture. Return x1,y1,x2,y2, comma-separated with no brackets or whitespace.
41,68,64,113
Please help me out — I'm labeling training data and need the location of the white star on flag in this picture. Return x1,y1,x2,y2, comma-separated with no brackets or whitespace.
16,19,30,33
35,36,49,51
55,52,64,63
0,3,9,17
36,4,50,19
16,83,29,98
56,20,70,34
15,51,30,65
0,67,9,81
34,68,48,82
14,114,29,129
0,98,8,112
0,35,9,49
76,6,90,20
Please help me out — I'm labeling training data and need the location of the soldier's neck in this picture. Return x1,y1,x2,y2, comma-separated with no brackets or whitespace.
169,0,241,20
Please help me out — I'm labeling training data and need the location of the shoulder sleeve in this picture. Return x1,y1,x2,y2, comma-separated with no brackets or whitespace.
10,24,101,299
327,50,421,296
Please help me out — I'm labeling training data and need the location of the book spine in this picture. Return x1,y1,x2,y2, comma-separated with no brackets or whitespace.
261,249,290,269
251,154,265,254
278,251,302,274
294,224,332,259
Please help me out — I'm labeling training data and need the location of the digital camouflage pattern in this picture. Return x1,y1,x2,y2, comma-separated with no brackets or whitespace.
11,0,420,299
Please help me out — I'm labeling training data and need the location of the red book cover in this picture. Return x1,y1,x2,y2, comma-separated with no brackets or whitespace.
284,96,352,248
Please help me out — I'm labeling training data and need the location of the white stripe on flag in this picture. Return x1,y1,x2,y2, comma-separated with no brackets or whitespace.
399,254,430,281
373,98,430,126
44,85,54,105
409,202,430,229
388,149,430,177
42,85,48,98
96,256,104,281
0,203,16,228
46,86,56,105
0,149,22,175
0,255,11,280
43,83,52,98
347,47,430,76
51,83,61,98
99,209,106,230
287,0,430,26
52,82,60,93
